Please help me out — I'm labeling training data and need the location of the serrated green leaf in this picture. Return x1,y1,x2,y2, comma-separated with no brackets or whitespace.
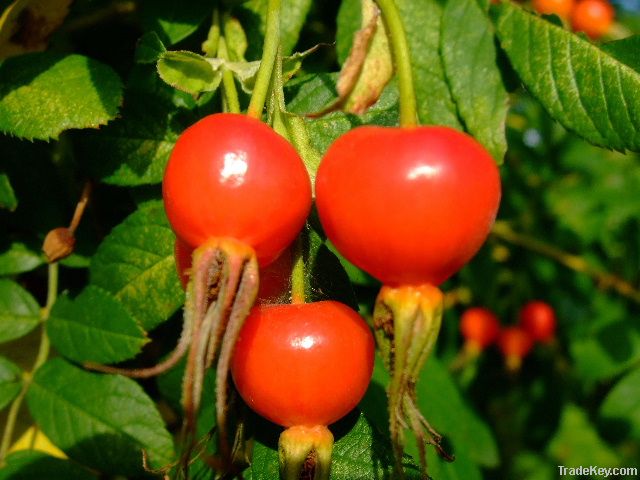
47,286,148,365
0,279,40,344
90,201,184,331
157,50,223,96
601,35,640,73
0,53,123,141
0,172,17,210
237,0,312,58
397,0,461,128
134,31,167,64
600,367,640,442
76,84,196,186
0,242,44,276
246,412,421,479
0,450,97,480
495,3,640,152
441,0,508,162
0,355,21,411
140,0,211,46
27,358,175,475
548,404,619,467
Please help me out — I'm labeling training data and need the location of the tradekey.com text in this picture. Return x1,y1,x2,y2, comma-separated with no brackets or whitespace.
558,466,638,477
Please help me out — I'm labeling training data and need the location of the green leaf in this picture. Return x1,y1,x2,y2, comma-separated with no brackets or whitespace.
441,0,508,162
494,3,640,152
600,367,640,442
0,242,44,276
397,0,461,128
0,53,123,141
134,31,167,64
601,35,640,73
140,0,211,46
48,286,148,365
237,0,312,58
90,201,184,331
157,50,223,96
78,79,197,186
286,73,399,161
0,356,21,411
335,0,361,65
0,451,97,480
548,404,619,467
27,358,175,475
0,279,40,344
302,221,358,310
0,172,17,211
569,293,640,382
246,412,421,479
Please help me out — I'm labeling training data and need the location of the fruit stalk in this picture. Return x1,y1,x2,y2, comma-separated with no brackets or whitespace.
374,0,417,127
247,0,282,119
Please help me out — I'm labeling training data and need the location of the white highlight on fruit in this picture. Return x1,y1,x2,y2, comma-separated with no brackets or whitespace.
220,151,248,186
407,164,440,180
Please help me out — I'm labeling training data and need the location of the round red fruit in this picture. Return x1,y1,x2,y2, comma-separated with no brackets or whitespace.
571,0,614,39
315,126,501,287
163,113,312,267
460,307,501,351
498,326,534,371
231,301,375,427
519,300,556,343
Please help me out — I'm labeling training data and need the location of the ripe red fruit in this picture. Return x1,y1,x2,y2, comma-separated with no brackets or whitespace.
519,300,557,343
174,238,292,302
570,0,614,39
163,113,312,267
533,0,576,18
498,326,534,372
231,301,375,427
460,307,501,354
315,126,501,287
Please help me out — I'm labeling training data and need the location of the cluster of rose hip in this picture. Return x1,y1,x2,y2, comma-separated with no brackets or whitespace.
162,109,501,479
460,300,558,372
532,0,616,39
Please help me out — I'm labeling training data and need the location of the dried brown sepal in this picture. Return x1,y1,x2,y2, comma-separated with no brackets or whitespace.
42,226,75,263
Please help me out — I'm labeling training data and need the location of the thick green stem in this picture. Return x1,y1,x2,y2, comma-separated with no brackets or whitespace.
290,236,305,304
0,263,57,465
218,36,241,114
374,0,417,127
247,0,281,119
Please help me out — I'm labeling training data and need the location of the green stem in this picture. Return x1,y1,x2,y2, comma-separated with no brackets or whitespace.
0,263,57,465
374,0,417,127
247,0,281,119
218,36,241,114
290,235,305,304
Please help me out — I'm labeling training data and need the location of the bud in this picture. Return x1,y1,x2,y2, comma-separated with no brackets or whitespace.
43,227,75,263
